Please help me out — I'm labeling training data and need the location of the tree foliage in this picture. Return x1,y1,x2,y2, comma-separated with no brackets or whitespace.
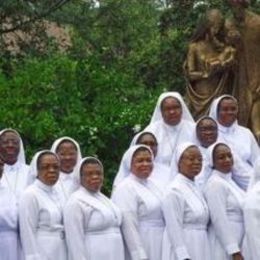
0,0,259,193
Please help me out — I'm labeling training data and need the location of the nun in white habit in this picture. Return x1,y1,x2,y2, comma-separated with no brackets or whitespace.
64,157,124,260
162,142,210,260
204,142,245,260
0,128,29,197
242,158,260,260
0,155,20,260
51,136,82,203
112,145,164,260
19,150,67,260
113,131,172,189
209,95,260,190
144,92,195,166
189,116,218,190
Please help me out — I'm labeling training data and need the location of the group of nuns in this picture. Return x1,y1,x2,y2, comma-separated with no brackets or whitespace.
0,92,260,260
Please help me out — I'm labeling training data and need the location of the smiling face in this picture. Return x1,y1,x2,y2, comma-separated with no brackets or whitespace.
80,161,104,193
217,97,238,127
56,140,78,174
37,153,60,186
178,146,202,180
0,131,20,165
213,144,233,173
196,118,218,148
131,148,153,179
161,97,182,126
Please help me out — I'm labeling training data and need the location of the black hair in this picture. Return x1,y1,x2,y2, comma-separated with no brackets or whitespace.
136,132,158,145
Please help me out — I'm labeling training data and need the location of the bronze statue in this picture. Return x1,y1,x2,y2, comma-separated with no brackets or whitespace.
228,0,260,141
184,9,234,120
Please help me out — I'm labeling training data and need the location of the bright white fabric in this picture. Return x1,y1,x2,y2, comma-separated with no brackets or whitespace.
64,187,124,260
19,151,65,260
242,159,260,259
162,175,210,259
204,170,245,260
0,129,30,197
209,95,260,189
0,181,20,260
2,162,29,197
113,145,153,188
51,137,82,203
0,128,26,165
19,179,67,260
145,92,195,166
112,174,164,260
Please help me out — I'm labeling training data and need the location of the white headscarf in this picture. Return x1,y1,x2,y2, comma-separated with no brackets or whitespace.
51,136,82,180
149,92,194,124
170,142,198,174
208,95,238,125
193,116,218,146
113,145,154,188
248,158,260,189
0,128,26,165
130,130,157,147
28,150,60,181
76,156,104,179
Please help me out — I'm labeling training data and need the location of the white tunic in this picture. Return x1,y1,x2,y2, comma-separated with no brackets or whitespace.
112,174,164,260
2,162,29,197
0,182,19,260
243,182,260,260
145,120,195,166
19,179,67,260
54,172,79,205
162,174,210,260
204,171,245,260
64,187,124,260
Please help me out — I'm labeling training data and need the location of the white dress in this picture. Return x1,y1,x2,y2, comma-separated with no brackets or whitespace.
19,179,67,260
162,174,210,260
2,162,29,197
145,120,195,166
64,187,124,260
0,182,19,260
204,171,245,260
54,172,79,205
217,124,260,189
243,182,260,260
112,174,165,260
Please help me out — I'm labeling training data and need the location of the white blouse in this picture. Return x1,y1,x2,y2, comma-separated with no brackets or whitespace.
2,162,29,197
64,187,124,260
19,179,66,260
162,174,210,260
0,182,19,260
112,175,164,260
145,120,195,166
204,171,245,258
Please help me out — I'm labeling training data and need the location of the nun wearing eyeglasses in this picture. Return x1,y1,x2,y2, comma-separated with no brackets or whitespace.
144,92,195,166
64,157,124,260
19,151,67,260
112,145,164,260
162,142,210,260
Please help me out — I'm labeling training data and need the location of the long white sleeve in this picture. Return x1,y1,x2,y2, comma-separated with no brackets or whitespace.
243,191,260,259
19,191,42,260
162,189,190,260
64,199,91,260
112,186,148,260
204,182,240,255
